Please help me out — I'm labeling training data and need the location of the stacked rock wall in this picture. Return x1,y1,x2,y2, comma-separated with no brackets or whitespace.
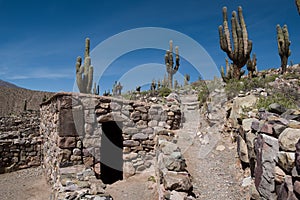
0,111,42,173
155,131,194,200
40,92,181,199
225,93,300,199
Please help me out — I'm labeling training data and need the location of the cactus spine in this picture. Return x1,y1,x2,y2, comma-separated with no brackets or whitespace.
276,24,291,74
76,38,94,93
247,53,257,78
218,6,252,80
165,40,180,89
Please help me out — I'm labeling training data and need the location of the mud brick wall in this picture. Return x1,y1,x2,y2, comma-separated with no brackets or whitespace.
40,92,181,199
0,111,42,173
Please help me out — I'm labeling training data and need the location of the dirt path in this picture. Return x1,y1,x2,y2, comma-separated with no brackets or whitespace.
0,167,52,200
177,94,249,199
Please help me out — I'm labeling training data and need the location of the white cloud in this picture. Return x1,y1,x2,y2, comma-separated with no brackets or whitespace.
6,68,73,80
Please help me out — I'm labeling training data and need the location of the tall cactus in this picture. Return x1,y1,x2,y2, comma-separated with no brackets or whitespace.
276,24,291,74
76,38,94,93
165,40,180,88
218,6,252,80
247,53,257,78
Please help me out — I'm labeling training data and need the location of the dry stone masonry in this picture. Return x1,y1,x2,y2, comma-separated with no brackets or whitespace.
224,90,300,199
40,92,182,199
0,111,42,173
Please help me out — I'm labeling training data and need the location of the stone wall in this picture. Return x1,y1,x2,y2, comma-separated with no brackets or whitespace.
224,92,300,199
40,92,181,199
0,111,42,173
155,131,194,200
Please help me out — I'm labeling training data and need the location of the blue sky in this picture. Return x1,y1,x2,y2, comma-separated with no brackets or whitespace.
0,0,299,93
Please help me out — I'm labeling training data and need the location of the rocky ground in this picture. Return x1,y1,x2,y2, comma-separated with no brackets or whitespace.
176,93,249,199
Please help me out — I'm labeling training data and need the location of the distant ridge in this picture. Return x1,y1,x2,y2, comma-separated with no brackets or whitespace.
0,79,21,89
0,80,54,116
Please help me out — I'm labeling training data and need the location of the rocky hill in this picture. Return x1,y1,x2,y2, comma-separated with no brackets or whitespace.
0,80,20,89
0,83,53,117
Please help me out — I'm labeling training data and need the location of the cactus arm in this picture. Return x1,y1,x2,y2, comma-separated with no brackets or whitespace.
85,38,90,59
222,7,232,52
238,6,248,56
231,13,238,61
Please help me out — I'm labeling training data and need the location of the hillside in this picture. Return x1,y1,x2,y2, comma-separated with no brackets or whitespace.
0,80,20,89
0,85,53,117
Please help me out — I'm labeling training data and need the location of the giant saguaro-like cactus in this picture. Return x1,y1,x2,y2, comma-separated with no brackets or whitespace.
276,24,291,74
218,6,252,80
76,38,94,93
165,40,180,89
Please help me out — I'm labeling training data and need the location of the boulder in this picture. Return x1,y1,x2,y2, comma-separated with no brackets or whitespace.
278,128,300,151
277,152,295,173
275,166,286,184
273,124,287,137
242,118,259,132
163,154,187,172
295,139,300,173
259,123,274,136
123,162,135,178
237,135,249,163
277,175,298,200
245,132,257,176
294,180,300,196
163,171,192,192
229,95,258,127
254,134,279,199
269,103,286,115
132,133,148,140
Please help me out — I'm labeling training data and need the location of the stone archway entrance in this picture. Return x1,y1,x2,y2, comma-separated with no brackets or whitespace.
100,121,123,184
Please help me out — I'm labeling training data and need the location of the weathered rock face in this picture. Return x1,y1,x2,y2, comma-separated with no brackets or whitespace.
279,128,300,151
254,134,279,199
237,135,249,163
229,94,257,126
0,111,41,173
40,92,182,199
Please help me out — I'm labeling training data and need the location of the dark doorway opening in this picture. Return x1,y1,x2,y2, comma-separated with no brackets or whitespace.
100,121,123,184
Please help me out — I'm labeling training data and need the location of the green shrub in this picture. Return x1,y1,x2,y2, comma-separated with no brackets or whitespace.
256,93,297,110
198,86,209,105
158,87,172,97
225,75,279,99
